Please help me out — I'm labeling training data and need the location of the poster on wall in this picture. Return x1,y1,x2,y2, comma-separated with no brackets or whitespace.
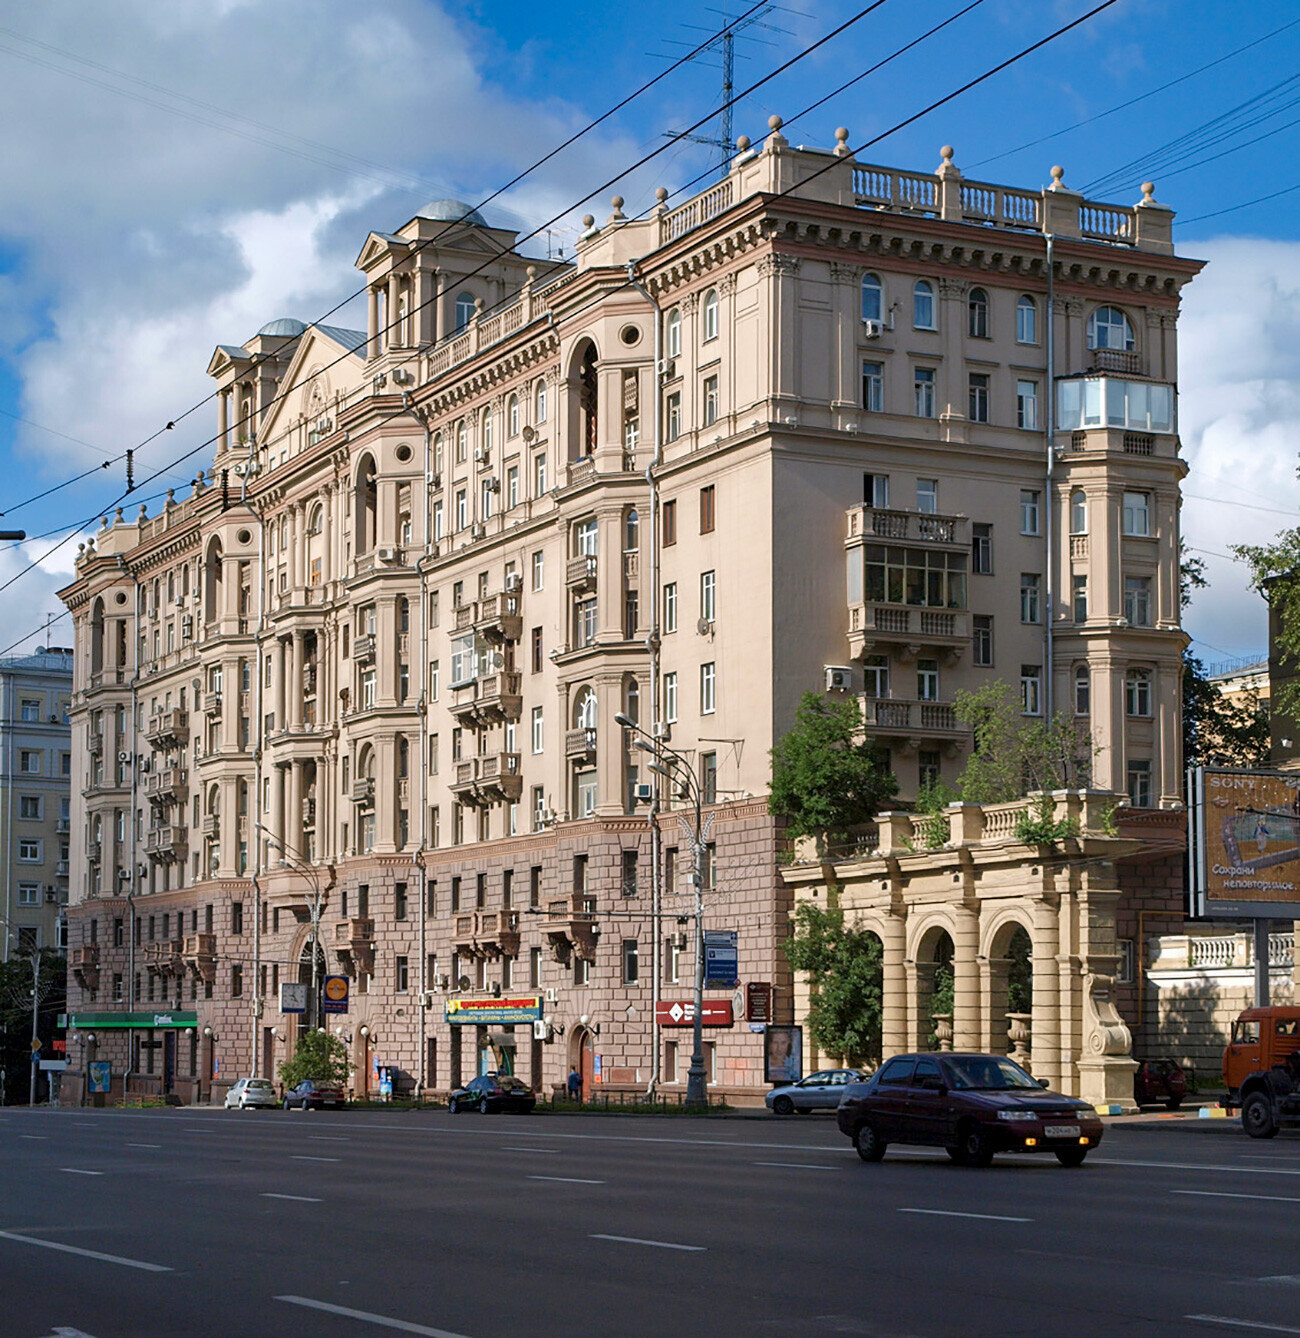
765,1025,802,1084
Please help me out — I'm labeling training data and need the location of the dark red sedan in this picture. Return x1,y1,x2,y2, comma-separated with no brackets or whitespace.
836,1052,1104,1167
1133,1058,1187,1110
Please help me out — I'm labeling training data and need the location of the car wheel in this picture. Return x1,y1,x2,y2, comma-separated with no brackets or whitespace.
854,1121,887,1163
1165,1095,1183,1111
954,1122,994,1167
283,1099,292,1110
772,1095,794,1116
1243,1091,1279,1139
479,1097,491,1115
1055,1145,1089,1167
448,1097,458,1114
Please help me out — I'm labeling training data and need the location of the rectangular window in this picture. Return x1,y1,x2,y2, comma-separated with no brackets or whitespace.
621,939,639,985
532,550,544,591
914,367,936,418
576,597,597,648
395,883,408,921
862,361,883,412
1020,665,1042,716
700,485,716,534
575,518,598,557
18,840,40,862
700,571,716,623
450,633,477,688
916,479,937,515
1073,574,1088,622
19,699,40,723
531,627,543,673
430,661,440,701
455,489,468,530
506,465,519,509
972,614,993,667
971,523,992,575
663,583,678,634
19,796,39,820
703,375,719,427
231,902,243,935
621,849,638,898
534,453,547,497
1020,573,1041,623
19,751,40,775
666,392,682,442
1123,491,1151,537
700,662,716,715
863,656,889,698
1124,576,1152,626
396,956,409,993
1016,379,1039,430
1020,490,1040,535
1127,760,1152,808
968,373,989,424
1126,671,1152,717
575,770,597,818
1074,668,1091,716
864,473,889,508
916,659,939,702
17,883,39,906
664,672,678,724
531,707,544,754
701,751,717,805
918,750,941,789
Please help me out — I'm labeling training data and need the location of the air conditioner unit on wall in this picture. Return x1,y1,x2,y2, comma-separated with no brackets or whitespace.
504,573,522,593
825,665,853,692
862,319,883,339
376,546,398,563
544,987,558,1003
533,1019,550,1041
634,783,653,804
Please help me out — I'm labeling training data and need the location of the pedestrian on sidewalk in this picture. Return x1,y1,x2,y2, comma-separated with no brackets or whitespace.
567,1066,582,1103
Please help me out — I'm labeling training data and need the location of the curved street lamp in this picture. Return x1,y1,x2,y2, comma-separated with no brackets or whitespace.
255,823,331,1031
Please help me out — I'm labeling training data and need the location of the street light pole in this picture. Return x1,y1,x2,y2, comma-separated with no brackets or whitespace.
255,823,326,1030
27,947,40,1106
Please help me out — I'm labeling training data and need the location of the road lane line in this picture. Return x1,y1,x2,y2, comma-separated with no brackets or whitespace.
502,1147,558,1153
1261,1277,1300,1284
1174,1190,1300,1204
527,1175,605,1184
0,1230,171,1272
899,1209,1032,1223
291,1155,340,1163
308,1136,350,1142
1187,1317,1300,1334
590,1234,705,1252
58,1170,103,1177
1098,1158,1300,1178
275,1295,470,1336
755,1161,839,1171
262,1193,323,1203
126,1144,161,1150
19,1135,47,1140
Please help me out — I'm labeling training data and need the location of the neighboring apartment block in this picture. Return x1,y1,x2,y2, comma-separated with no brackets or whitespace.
59,124,1199,1103
0,649,73,955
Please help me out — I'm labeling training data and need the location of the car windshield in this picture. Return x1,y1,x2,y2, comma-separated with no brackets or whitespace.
497,1078,527,1091
944,1057,1041,1091
248,1080,273,1090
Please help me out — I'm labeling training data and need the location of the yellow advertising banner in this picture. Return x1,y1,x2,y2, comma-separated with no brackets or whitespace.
1194,767,1300,918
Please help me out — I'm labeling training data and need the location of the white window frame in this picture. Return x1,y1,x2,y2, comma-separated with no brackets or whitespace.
1016,294,1037,345
1020,490,1041,536
1123,491,1151,537
913,280,936,330
663,583,677,634
664,672,678,724
701,662,716,715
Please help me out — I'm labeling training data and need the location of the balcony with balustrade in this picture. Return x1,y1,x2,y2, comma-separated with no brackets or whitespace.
144,939,185,976
448,672,523,727
474,591,523,644
72,943,100,989
145,824,187,862
861,696,967,750
333,917,375,975
449,753,523,807
145,709,189,750
183,933,217,981
145,766,186,805
542,893,598,964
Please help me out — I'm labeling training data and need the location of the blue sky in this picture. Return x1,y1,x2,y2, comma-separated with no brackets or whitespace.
0,0,1296,666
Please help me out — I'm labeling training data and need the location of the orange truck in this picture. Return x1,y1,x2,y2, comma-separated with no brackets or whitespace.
1222,1006,1300,1137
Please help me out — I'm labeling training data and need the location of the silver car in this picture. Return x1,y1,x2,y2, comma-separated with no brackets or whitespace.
765,1069,866,1115
224,1077,278,1110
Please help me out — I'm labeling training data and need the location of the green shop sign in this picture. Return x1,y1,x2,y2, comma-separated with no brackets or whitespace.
67,1011,199,1031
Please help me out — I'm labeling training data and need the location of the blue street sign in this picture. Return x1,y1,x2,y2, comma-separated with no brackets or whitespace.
704,929,739,987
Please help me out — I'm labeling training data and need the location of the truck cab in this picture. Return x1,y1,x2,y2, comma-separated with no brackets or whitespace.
1222,1006,1300,1138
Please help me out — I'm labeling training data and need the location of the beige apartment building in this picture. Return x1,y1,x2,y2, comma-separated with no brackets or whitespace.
59,121,1198,1104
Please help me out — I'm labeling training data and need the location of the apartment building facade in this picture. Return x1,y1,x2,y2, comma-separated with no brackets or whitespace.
59,125,1198,1103
0,649,73,958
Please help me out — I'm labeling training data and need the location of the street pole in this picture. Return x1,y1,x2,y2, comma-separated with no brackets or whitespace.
685,785,707,1110
28,949,40,1106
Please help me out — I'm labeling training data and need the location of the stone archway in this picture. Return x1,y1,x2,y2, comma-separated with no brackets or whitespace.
912,922,955,1052
982,916,1035,1062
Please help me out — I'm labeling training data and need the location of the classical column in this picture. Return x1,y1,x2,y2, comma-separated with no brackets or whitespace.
218,390,229,455
388,274,402,348
1030,899,1062,1091
952,904,981,1051
367,286,381,360
275,637,287,733
288,761,304,862
879,909,908,1058
287,633,303,731
903,956,920,1052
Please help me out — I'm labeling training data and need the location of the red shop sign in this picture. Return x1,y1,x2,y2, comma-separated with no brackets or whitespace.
655,1000,733,1027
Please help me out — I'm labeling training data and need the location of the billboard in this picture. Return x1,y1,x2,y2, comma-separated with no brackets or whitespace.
1191,766,1300,919
445,995,543,1026
765,1025,802,1084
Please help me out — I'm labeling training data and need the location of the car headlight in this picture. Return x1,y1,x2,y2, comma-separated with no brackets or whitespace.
996,1110,1038,1122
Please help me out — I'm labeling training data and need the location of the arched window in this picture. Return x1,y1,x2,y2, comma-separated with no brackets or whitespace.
354,455,377,555
666,307,682,358
968,287,989,339
508,394,520,437
1016,294,1037,344
482,406,493,455
624,508,639,552
1088,305,1135,351
861,273,883,324
625,677,640,725
1070,490,1087,535
307,504,323,535
575,686,598,731
432,433,444,474
1074,666,1090,716
455,292,476,332
702,289,719,342
397,735,409,778
535,379,547,424
913,280,935,330
455,420,468,464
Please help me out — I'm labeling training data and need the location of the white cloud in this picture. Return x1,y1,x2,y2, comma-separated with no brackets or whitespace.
1178,237,1300,665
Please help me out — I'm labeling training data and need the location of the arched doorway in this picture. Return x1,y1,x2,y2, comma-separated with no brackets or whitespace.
915,926,954,1051
573,1027,596,1102
986,921,1034,1062
297,937,327,1031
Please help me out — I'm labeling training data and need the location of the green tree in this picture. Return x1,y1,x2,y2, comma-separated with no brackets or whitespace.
0,948,66,1105
1235,527,1300,720
953,680,1093,803
277,1028,351,1090
782,903,883,1065
769,692,897,854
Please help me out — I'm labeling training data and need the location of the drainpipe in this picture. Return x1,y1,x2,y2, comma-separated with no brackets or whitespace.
1044,232,1056,722
118,557,140,1094
627,260,663,1094
416,397,432,1099
2,665,11,966
251,501,268,1080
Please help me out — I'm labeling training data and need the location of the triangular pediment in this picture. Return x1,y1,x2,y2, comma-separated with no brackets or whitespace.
255,324,368,444
207,344,252,379
355,231,411,273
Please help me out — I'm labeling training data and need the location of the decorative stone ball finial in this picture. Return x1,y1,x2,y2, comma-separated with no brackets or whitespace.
113,508,123,524
526,264,536,282
735,135,750,153
474,297,484,314
138,504,148,520
166,489,175,505
941,145,954,163
1141,181,1156,204
609,195,625,221
1050,164,1065,190
768,114,783,132
655,186,669,204
834,127,851,156
582,215,595,229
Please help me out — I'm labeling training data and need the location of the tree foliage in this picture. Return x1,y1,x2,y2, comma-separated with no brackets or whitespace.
768,692,897,852
0,948,66,1105
953,681,1093,803
782,903,883,1065
277,1028,351,1089
1235,526,1300,716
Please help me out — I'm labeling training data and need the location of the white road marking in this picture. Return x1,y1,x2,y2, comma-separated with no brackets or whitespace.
899,1208,1032,1223
58,1169,102,1177
754,1161,840,1171
308,1136,349,1143
275,1295,470,1336
1261,1277,1300,1285
0,1229,171,1272
1188,1317,1300,1334
291,1155,340,1163
527,1175,605,1184
51,1327,102,1336
20,1135,47,1141
126,1143,161,1150
262,1193,323,1203
502,1146,558,1153
590,1234,705,1252
1098,1158,1300,1178
1174,1190,1300,1204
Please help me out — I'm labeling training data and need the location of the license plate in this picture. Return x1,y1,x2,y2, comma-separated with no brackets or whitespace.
1044,1124,1080,1138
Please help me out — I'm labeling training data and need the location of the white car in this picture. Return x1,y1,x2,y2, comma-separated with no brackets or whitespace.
765,1069,867,1115
224,1077,278,1110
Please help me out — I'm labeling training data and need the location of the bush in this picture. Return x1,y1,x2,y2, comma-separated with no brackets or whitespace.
277,1029,351,1090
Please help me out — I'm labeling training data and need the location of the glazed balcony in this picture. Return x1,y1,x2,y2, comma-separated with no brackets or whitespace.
474,592,523,644
847,604,972,661
145,709,189,750
448,672,523,727
144,939,184,976
145,824,187,862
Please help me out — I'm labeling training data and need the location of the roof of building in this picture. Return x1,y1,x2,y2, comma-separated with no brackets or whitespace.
418,199,487,227
0,648,74,674
315,325,368,354
258,317,308,338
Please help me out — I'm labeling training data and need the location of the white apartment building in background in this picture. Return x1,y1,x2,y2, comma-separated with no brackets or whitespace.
0,648,74,956
59,121,1199,1104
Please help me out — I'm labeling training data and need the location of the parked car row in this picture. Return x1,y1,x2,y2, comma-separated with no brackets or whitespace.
222,1072,538,1114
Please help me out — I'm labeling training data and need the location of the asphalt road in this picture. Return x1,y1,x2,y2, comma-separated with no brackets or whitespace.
2,1106,1299,1338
